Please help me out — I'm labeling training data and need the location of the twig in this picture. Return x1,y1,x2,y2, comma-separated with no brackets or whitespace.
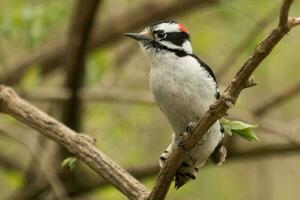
0,86,149,200
0,0,217,85
149,1,296,199
288,17,300,27
253,80,300,116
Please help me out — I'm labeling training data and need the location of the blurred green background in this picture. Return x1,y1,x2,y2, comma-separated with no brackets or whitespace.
0,0,300,200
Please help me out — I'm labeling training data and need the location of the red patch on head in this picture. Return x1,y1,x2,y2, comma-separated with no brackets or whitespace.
178,23,189,34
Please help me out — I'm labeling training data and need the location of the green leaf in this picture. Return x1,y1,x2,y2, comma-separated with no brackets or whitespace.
228,120,257,130
232,128,260,142
61,157,77,170
220,118,259,142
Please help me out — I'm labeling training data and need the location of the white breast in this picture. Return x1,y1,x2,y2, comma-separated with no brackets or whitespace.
149,52,217,135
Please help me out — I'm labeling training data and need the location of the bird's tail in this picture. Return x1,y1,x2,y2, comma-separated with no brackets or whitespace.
159,134,200,189
159,128,226,189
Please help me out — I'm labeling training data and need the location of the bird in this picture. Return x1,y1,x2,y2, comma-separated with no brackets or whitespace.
124,20,226,189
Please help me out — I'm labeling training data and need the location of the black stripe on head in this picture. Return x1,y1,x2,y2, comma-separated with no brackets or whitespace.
164,32,190,46
144,40,189,57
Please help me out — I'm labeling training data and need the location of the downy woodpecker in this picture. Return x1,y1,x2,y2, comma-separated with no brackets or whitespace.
124,21,226,188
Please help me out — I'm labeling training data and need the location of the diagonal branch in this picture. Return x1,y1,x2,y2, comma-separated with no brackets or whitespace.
0,0,217,85
0,86,149,200
149,0,297,199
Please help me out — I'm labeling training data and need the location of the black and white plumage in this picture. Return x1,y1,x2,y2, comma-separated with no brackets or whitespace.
124,21,226,188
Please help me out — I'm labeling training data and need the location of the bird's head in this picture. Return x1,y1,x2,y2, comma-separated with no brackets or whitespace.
124,21,192,57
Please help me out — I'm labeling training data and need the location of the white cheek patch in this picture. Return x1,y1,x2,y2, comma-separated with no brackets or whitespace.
160,40,181,50
160,40,193,54
154,23,180,33
182,40,192,54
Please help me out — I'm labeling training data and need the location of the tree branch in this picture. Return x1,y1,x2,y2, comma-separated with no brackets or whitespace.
62,0,101,131
288,17,300,27
0,0,217,85
149,1,297,199
0,86,149,200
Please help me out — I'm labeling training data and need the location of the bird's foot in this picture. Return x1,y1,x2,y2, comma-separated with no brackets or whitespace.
186,121,197,135
175,136,191,157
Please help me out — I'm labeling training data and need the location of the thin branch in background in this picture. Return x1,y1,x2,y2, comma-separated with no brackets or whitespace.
230,110,300,147
0,86,149,200
149,1,296,199
69,164,159,197
0,152,23,171
0,0,218,85
253,80,300,116
70,142,300,198
0,86,300,199
216,7,277,78
10,104,68,200
18,87,155,105
0,127,71,200
62,0,101,131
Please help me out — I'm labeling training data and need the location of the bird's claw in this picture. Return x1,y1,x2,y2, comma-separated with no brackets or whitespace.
175,138,190,157
186,121,197,135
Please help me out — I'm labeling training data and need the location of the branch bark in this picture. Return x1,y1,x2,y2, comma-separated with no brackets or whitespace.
0,0,217,85
149,0,296,199
0,86,149,200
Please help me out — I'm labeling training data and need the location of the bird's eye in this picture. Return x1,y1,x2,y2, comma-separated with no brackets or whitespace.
155,31,167,40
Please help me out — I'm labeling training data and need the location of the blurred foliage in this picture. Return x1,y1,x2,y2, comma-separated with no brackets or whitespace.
0,0,71,47
0,0,300,200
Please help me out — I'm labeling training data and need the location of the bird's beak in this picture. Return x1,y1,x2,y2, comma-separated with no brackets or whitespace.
124,30,153,41
124,33,146,41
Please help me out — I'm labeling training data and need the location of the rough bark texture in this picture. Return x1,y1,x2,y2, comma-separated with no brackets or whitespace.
0,86,149,200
